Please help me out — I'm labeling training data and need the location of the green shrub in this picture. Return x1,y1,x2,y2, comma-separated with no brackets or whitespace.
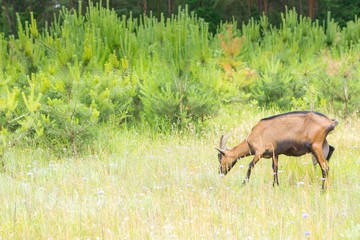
1,2,360,157
137,7,222,130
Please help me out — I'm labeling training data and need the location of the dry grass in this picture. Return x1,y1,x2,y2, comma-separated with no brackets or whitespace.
0,109,359,239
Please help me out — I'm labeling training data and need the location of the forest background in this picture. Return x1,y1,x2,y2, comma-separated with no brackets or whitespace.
2,0,360,35
0,0,359,154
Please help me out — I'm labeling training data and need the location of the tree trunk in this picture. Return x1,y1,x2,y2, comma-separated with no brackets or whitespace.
247,0,252,17
3,0,14,35
263,0,268,15
143,0,147,15
308,0,316,19
168,0,172,16
298,0,303,15
258,0,262,14
157,0,161,16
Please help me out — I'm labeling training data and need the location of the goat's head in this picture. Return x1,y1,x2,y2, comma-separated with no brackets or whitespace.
216,133,237,175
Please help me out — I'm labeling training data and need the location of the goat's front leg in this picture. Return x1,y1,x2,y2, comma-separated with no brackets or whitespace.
272,154,279,187
243,154,261,185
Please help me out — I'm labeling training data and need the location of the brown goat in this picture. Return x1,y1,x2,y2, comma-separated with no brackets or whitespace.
216,111,338,189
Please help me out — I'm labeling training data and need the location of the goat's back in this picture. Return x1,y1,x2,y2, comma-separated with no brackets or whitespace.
247,111,337,146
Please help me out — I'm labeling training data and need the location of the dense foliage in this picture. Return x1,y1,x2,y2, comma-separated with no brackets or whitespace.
0,2,359,155
2,0,360,35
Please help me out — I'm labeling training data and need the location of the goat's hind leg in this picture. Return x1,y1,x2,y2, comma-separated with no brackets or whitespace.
312,140,333,166
272,155,279,187
312,144,330,189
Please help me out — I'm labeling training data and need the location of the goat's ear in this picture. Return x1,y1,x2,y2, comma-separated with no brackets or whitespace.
215,148,226,156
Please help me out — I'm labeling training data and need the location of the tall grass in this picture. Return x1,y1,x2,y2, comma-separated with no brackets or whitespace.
1,3,360,238
1,108,359,239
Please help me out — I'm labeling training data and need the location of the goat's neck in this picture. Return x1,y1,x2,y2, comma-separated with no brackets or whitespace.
228,140,252,159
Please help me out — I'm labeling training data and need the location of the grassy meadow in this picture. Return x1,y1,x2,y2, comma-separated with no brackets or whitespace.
0,108,359,239
1,3,360,239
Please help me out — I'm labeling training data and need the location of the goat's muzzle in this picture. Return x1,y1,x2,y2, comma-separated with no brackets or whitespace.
219,164,229,176
219,160,237,176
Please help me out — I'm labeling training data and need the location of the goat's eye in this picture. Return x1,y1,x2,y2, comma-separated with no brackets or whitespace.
218,153,222,162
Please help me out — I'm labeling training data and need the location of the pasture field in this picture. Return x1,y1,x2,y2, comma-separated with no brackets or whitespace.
0,108,359,239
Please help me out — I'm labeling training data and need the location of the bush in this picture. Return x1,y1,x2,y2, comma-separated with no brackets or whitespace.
137,7,222,130
1,3,360,157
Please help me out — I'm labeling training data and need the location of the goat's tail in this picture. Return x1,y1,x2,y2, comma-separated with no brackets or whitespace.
331,119,338,126
328,119,338,131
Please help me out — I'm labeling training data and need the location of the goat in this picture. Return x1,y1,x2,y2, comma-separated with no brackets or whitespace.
216,111,338,189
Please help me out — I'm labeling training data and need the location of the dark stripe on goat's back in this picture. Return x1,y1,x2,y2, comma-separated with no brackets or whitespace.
261,111,328,121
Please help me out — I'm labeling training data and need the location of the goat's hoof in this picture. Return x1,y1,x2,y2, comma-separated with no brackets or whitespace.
242,179,249,186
